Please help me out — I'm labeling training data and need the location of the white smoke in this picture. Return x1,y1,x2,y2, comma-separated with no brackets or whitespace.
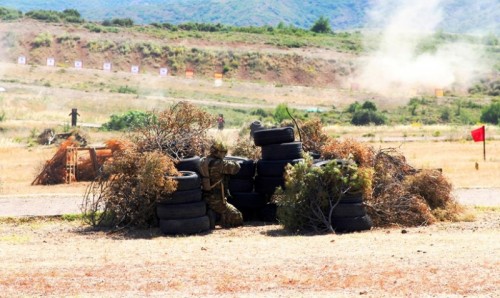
356,0,491,97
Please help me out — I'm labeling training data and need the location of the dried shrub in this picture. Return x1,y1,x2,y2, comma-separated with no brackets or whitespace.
72,139,132,182
321,138,374,167
32,137,80,185
105,139,131,153
405,169,463,221
76,149,112,181
82,145,179,229
366,148,462,227
367,191,435,227
295,118,329,154
135,101,214,159
231,135,261,160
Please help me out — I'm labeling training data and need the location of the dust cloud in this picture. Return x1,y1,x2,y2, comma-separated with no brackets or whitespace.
355,0,493,97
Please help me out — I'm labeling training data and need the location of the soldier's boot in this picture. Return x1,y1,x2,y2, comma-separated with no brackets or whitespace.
207,208,217,230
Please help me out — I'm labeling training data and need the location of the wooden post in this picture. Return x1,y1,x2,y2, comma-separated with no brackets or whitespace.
89,148,99,174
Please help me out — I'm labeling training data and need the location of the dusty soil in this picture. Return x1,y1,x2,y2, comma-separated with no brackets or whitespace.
0,210,498,297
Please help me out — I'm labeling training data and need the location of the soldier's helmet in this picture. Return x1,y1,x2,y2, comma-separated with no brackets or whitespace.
210,141,228,158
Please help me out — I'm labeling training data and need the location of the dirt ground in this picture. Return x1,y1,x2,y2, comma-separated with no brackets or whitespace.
0,145,499,297
0,210,498,297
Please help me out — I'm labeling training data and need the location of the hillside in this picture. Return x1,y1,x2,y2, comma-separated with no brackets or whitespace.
1,0,499,34
0,18,360,89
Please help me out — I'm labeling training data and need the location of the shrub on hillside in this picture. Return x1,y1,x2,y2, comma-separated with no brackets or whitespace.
310,16,332,34
351,109,386,125
0,7,22,20
26,9,83,23
103,18,134,27
32,32,52,48
480,101,500,124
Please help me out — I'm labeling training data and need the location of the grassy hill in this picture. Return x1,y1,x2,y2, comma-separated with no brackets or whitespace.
1,0,498,33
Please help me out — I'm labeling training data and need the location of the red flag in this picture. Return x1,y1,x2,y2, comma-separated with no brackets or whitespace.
471,126,485,142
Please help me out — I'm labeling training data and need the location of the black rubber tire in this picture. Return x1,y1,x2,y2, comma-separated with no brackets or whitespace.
225,157,255,179
331,203,367,218
308,152,321,159
259,203,278,222
313,159,351,168
254,176,285,196
159,216,210,235
253,127,295,146
249,121,264,137
159,188,202,205
261,142,302,160
156,201,206,220
340,192,363,204
332,215,373,232
175,156,200,173
228,178,254,193
170,171,200,191
256,159,303,177
229,192,267,210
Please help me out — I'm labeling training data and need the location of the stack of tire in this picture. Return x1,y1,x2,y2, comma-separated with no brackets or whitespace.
253,126,303,222
157,156,210,235
313,160,373,232
226,157,266,221
331,191,373,232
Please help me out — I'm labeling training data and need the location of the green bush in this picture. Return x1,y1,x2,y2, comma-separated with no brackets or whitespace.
274,103,290,124
346,101,361,113
87,40,115,52
32,32,52,47
310,16,332,33
0,7,22,20
275,158,371,233
101,110,152,131
116,85,137,94
137,42,163,57
351,110,386,125
103,18,134,27
0,110,5,122
26,9,83,23
361,100,377,111
480,101,500,124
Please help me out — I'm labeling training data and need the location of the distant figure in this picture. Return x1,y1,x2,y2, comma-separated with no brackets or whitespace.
217,114,225,130
475,162,479,170
69,108,80,127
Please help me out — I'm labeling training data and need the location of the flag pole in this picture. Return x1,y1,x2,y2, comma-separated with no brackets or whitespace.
483,129,486,161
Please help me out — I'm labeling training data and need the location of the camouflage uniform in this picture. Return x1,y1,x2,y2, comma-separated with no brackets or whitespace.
200,142,243,228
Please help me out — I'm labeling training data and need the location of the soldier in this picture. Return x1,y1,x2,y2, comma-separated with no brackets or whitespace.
199,141,243,228
217,114,225,130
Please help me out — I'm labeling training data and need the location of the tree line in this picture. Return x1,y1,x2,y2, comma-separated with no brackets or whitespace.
0,6,333,34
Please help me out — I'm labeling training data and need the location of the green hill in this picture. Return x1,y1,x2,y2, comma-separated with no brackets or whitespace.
1,0,498,33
